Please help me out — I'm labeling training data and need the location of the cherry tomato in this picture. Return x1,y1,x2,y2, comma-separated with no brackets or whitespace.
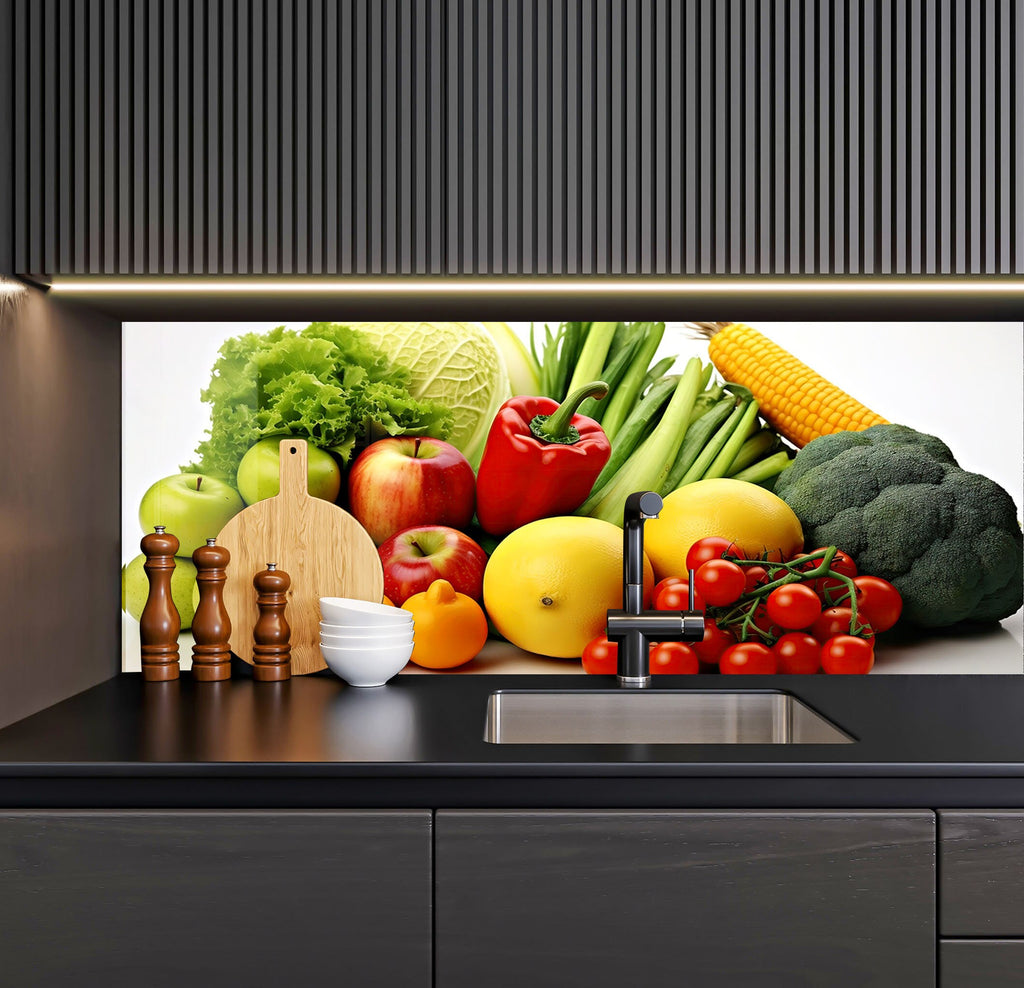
821,634,875,674
811,606,874,643
766,583,823,630
693,559,746,606
719,642,777,674
652,576,687,601
772,632,822,674
685,537,745,572
742,564,770,593
581,635,618,675
649,641,700,674
692,618,736,665
851,576,903,632
654,582,706,612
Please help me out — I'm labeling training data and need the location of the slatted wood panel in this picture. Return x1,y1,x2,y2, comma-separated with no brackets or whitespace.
9,0,1024,275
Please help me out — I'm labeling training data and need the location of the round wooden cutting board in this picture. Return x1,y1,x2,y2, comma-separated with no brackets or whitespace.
216,439,384,675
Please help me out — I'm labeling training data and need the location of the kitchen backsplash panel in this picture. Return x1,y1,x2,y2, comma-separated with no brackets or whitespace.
121,320,1023,677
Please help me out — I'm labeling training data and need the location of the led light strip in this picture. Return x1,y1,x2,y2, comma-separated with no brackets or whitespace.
47,278,1024,294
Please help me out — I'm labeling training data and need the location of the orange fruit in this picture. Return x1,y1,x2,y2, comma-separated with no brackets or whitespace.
644,478,804,581
402,579,488,669
482,515,654,659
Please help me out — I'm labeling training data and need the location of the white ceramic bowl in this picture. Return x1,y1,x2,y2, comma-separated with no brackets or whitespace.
319,618,412,637
319,640,414,688
320,597,412,627
320,629,414,647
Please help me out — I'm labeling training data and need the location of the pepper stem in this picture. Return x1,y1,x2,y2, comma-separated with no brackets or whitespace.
530,381,609,445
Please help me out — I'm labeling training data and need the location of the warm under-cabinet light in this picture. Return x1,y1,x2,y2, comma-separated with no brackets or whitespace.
48,277,1024,295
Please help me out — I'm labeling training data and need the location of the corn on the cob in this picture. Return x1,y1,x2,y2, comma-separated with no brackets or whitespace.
691,321,889,448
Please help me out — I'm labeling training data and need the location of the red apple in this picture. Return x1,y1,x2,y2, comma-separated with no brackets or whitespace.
348,437,476,545
378,525,487,605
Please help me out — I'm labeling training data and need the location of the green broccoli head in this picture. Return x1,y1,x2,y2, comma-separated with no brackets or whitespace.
774,424,1023,628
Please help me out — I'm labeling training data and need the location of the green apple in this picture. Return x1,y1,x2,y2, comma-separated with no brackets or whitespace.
121,553,198,631
236,437,342,505
138,473,245,556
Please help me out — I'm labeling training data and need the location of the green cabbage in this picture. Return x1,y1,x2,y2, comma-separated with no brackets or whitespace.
187,323,454,481
344,322,511,470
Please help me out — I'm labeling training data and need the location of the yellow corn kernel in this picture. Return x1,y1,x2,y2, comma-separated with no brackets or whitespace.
700,322,888,449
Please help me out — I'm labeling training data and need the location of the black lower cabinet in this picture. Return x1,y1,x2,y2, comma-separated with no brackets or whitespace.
0,810,432,988
435,810,936,988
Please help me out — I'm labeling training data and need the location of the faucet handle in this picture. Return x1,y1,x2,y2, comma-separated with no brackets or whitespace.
624,490,663,521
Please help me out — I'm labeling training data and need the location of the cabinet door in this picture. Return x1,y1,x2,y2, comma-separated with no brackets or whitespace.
939,811,1024,936
436,810,935,988
0,810,431,987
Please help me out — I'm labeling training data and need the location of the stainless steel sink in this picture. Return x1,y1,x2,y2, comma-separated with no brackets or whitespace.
484,690,854,744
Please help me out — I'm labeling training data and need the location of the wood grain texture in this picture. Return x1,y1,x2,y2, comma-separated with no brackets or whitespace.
437,810,936,988
939,811,1024,936
217,439,383,674
0,810,432,987
940,940,1024,988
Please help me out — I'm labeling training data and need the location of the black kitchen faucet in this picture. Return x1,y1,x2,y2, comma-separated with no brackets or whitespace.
606,491,705,688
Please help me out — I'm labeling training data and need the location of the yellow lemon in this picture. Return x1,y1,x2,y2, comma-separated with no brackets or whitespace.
483,516,654,659
644,478,804,581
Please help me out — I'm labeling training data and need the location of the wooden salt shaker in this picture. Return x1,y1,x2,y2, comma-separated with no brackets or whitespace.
140,526,181,682
191,538,232,681
252,563,291,681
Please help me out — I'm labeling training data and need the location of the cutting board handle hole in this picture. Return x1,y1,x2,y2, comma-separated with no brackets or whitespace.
289,446,297,454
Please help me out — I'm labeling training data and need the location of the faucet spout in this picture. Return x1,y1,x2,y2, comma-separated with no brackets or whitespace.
608,490,705,688
622,490,663,615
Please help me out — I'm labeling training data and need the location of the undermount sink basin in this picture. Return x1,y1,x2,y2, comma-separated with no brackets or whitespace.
484,690,854,745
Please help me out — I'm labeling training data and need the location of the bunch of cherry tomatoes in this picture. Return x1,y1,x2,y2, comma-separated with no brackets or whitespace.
581,536,903,676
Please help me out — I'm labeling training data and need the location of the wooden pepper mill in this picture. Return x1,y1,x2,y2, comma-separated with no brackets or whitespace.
252,563,291,681
139,525,181,682
191,538,232,682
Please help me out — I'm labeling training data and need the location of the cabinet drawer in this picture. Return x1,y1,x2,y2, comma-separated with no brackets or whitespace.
940,940,1024,988
0,810,432,987
939,812,1024,936
437,810,935,988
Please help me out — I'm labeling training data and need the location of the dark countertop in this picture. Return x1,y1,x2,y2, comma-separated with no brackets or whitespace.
0,671,1022,809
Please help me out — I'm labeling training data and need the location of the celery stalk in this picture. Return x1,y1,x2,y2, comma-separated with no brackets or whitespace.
583,357,704,525
564,321,620,398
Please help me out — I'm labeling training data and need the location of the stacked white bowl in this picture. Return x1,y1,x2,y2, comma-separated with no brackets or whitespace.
319,597,415,687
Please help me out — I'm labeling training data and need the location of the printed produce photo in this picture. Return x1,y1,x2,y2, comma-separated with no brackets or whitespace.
122,321,1024,679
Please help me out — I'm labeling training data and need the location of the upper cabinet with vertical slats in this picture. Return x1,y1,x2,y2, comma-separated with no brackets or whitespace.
10,0,1024,276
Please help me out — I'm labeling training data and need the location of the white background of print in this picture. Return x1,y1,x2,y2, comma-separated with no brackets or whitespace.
121,321,1023,674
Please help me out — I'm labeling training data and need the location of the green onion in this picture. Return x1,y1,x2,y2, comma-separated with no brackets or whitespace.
578,334,642,421
675,400,750,488
729,450,793,486
702,400,761,479
599,322,666,440
585,374,679,495
639,355,678,395
583,357,704,524
660,397,737,494
726,429,777,476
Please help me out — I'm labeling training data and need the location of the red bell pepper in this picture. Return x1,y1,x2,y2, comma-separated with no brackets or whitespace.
475,382,612,536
